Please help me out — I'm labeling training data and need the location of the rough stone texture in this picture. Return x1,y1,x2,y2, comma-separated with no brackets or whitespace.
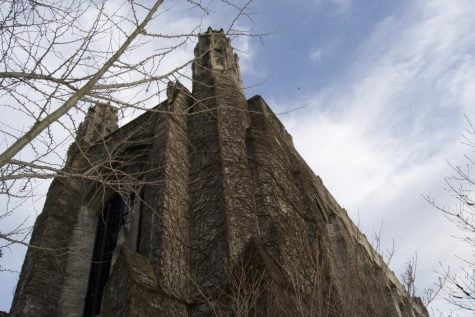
10,104,118,317
11,29,429,317
101,246,188,317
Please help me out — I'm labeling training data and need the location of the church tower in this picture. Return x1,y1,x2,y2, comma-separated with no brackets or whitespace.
10,29,429,317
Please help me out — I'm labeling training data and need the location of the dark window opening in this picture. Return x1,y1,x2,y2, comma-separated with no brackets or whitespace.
215,48,227,68
203,52,212,69
83,194,129,316
135,189,144,252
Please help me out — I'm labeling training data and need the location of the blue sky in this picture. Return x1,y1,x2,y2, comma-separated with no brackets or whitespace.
249,1,474,315
1,0,475,315
241,1,475,315
242,0,401,97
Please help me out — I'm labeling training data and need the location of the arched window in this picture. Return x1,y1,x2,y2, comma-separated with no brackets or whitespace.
83,194,129,316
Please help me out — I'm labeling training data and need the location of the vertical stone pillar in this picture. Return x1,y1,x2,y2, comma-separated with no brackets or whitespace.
188,29,259,310
157,82,193,299
11,105,117,317
136,82,193,303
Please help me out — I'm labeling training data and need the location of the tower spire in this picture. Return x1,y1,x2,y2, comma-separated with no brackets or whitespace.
192,28,243,91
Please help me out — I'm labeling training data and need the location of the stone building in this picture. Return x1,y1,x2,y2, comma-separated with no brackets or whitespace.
10,29,429,316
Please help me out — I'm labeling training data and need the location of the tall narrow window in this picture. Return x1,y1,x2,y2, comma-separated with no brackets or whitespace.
83,194,129,316
135,190,144,252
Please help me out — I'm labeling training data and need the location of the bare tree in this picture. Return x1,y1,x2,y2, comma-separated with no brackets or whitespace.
0,0,259,272
425,116,475,313
401,253,418,298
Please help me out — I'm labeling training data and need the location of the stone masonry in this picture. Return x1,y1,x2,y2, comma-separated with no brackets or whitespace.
10,29,429,316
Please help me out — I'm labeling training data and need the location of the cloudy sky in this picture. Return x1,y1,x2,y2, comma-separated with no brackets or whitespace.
242,1,475,315
1,0,475,315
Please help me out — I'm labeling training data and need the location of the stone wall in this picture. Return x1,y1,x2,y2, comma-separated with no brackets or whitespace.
10,104,118,317
11,29,429,317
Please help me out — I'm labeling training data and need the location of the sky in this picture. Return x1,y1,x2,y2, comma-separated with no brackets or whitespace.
1,0,475,315
242,1,475,315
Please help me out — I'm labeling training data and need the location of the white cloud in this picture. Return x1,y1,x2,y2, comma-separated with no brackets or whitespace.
309,48,325,63
0,1,260,311
2,0,474,314
231,28,257,76
280,1,475,313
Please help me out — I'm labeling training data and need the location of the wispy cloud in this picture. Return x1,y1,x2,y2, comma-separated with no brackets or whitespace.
231,28,258,76
288,0,475,200
0,2,260,311
281,1,475,311
308,48,326,63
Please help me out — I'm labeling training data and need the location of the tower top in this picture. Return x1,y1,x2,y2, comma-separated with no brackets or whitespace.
192,28,242,87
